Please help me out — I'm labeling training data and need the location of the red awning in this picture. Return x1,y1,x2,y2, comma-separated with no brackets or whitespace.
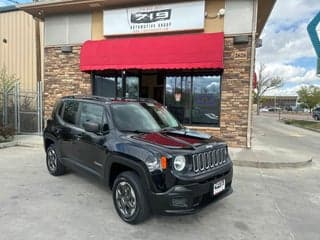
80,32,224,71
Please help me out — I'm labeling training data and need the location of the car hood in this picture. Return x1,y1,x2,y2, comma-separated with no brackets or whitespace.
129,129,218,150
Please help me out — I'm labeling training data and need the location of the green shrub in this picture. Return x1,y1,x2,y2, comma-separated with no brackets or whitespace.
0,125,15,141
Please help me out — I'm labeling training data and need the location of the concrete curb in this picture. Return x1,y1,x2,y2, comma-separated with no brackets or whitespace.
0,141,42,149
233,158,313,169
0,141,17,149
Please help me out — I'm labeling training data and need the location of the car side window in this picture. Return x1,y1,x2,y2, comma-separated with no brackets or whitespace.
62,101,79,125
78,103,105,129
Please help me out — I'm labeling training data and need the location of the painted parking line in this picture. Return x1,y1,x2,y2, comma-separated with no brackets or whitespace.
288,134,305,137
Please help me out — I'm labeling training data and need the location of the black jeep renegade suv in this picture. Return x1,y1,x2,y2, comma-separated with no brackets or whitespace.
44,96,233,224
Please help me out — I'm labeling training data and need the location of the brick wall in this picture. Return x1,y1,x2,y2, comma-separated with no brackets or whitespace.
221,37,251,147
43,45,91,119
43,38,252,147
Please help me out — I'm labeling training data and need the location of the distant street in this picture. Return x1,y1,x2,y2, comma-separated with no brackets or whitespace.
253,113,319,162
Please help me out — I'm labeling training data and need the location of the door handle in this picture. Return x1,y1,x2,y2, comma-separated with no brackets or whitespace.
53,128,61,135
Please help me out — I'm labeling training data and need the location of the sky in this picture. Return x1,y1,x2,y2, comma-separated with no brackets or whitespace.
0,0,31,6
256,0,320,96
1,0,320,97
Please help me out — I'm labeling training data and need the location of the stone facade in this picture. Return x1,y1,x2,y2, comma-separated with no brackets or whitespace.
221,37,251,147
43,38,252,147
44,45,91,119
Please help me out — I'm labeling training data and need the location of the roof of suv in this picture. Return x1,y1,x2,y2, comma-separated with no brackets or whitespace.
61,95,159,105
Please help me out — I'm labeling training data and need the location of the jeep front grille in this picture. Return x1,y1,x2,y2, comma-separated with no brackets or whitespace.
192,147,228,173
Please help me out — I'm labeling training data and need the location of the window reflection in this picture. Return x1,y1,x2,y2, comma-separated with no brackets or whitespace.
165,74,221,126
126,76,139,99
192,76,220,125
165,76,192,124
94,76,116,98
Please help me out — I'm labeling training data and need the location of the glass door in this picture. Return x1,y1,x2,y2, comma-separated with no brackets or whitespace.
165,76,192,124
125,76,139,99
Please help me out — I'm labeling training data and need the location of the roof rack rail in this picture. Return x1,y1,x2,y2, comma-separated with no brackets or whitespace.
61,95,159,104
61,95,111,102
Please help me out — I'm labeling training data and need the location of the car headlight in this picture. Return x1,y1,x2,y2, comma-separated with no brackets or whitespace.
145,155,168,172
145,155,160,172
174,155,186,171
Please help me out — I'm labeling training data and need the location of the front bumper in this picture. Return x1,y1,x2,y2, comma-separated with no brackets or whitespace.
149,166,233,214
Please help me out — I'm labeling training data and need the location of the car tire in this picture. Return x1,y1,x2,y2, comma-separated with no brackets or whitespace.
46,144,65,176
112,171,150,224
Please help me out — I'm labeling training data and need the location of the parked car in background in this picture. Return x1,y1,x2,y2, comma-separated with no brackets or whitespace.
268,107,281,112
284,106,293,111
260,108,269,112
43,96,233,224
312,107,320,120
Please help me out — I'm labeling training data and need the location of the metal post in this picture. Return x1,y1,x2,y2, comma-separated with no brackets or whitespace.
14,82,18,131
17,82,20,134
37,81,41,134
39,81,43,135
246,0,258,148
1,92,5,126
3,90,8,126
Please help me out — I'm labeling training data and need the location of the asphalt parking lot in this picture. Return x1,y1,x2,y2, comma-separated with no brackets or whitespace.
1,146,320,240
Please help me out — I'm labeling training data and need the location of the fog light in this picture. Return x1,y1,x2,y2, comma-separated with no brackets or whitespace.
172,198,188,208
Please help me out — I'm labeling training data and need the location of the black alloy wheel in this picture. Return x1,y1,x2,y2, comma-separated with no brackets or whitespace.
46,144,65,176
112,171,150,224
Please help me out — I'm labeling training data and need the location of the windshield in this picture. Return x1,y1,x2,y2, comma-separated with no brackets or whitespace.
110,102,180,132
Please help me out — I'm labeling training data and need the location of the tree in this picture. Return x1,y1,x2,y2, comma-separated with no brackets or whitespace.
297,85,320,113
255,64,283,115
0,66,18,93
0,67,18,139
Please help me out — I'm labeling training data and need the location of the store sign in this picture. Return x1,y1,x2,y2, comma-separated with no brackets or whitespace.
131,9,171,24
103,1,205,36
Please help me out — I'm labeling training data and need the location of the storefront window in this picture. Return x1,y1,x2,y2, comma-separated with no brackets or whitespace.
191,76,221,125
165,74,221,127
93,74,138,99
93,73,221,127
93,76,117,98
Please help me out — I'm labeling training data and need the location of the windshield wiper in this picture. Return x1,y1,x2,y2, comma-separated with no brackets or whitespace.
120,129,151,134
160,126,182,132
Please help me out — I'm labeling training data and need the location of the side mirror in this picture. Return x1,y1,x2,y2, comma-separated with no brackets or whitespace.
102,123,110,133
83,121,100,134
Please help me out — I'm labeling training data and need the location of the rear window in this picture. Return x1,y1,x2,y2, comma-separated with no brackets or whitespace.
62,101,79,125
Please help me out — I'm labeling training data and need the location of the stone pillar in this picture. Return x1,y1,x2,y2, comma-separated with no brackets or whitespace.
43,45,91,120
220,37,252,147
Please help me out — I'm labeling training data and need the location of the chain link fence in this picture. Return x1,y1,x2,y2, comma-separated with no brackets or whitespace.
0,82,43,135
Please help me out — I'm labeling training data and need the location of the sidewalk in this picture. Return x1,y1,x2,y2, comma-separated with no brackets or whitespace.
229,115,316,169
229,147,312,169
0,135,43,149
